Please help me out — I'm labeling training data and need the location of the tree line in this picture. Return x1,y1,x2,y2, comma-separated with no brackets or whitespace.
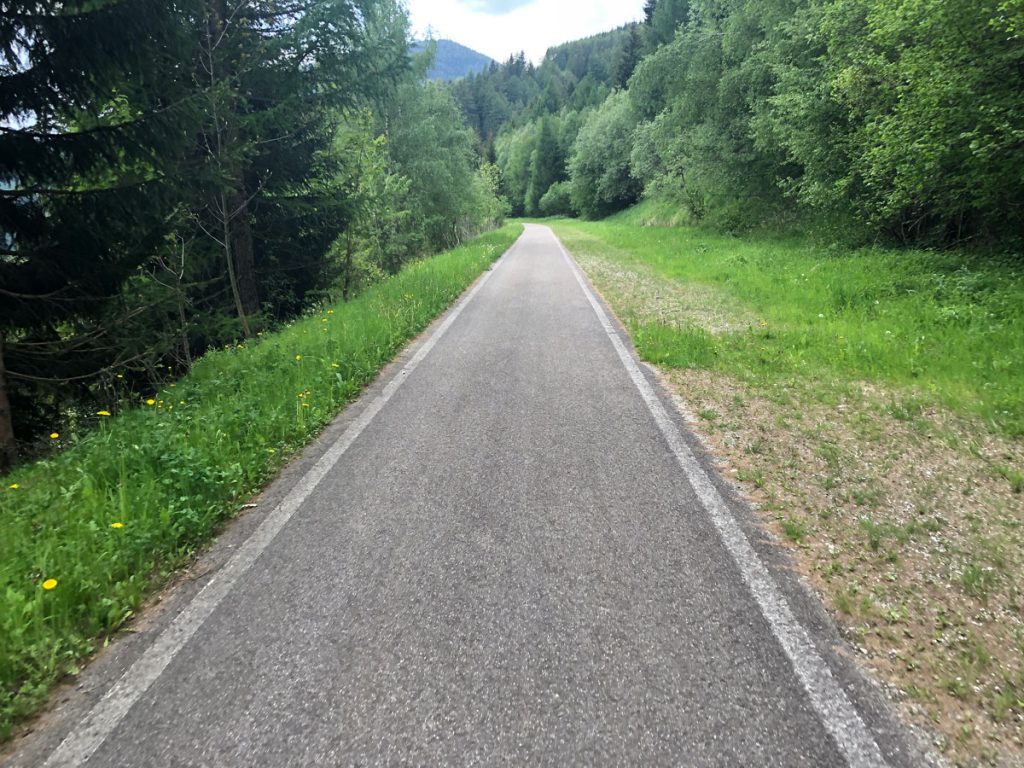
0,1,505,469
460,0,1023,242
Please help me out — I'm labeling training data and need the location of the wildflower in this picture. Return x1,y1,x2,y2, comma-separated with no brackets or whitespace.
818,313,825,319
267,448,276,454
8,484,18,490
42,579,58,590
327,310,334,315
331,363,340,369
295,355,302,361
50,432,59,439
116,374,124,379
146,399,156,406
97,410,111,417
110,522,124,529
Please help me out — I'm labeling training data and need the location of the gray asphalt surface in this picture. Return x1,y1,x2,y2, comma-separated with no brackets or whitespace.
9,225,928,767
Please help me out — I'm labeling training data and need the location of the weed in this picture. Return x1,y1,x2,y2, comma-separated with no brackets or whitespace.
737,467,765,488
960,564,998,601
859,517,885,551
994,464,1024,494
780,516,809,543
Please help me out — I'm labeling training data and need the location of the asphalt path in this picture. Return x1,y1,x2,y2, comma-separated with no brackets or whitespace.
8,225,929,767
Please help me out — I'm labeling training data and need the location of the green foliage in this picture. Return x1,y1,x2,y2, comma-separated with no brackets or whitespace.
539,182,576,217
0,225,521,739
525,117,564,215
762,0,1024,244
569,92,643,219
378,80,496,253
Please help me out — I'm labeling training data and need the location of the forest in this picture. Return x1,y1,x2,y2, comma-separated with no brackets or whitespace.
0,0,505,469
455,0,1023,241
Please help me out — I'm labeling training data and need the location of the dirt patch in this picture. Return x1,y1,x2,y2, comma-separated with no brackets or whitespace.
572,235,1024,767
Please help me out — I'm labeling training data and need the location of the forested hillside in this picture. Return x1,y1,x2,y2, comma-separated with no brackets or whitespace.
0,0,505,469
411,39,494,82
456,0,1023,245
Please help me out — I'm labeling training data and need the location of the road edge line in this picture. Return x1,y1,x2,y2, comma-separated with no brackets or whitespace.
549,224,888,768
41,235,522,768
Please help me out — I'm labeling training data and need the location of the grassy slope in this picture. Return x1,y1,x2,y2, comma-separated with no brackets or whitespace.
0,224,521,738
551,207,1024,766
560,205,1024,437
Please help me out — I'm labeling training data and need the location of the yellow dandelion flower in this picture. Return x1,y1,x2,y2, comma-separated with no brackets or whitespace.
8,483,18,490
97,410,111,417
50,432,59,439
327,309,334,315
267,448,276,454
295,355,302,361
331,363,340,369
145,399,156,406
42,578,58,590
110,522,124,529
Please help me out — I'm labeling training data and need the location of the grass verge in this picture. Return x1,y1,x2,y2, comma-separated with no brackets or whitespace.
0,223,521,740
551,209,1024,767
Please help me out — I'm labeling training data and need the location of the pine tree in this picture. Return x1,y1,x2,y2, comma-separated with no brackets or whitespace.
526,117,563,216
0,0,200,467
190,0,409,336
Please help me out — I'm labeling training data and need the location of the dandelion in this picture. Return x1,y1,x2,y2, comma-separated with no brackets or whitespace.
267,448,276,454
42,579,58,590
97,410,111,417
327,310,334,315
331,363,340,369
145,399,156,406
295,355,302,361
50,432,59,439
8,484,18,490
110,522,124,529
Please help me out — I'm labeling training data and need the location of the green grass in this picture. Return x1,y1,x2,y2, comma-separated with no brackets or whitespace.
0,224,520,739
551,205,1024,437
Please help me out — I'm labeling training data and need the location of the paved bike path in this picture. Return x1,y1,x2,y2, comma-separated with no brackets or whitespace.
15,225,927,767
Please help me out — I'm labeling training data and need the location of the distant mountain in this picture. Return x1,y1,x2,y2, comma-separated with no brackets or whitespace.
411,39,495,82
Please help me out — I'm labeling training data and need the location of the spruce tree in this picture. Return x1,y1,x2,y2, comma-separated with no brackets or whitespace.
0,0,199,466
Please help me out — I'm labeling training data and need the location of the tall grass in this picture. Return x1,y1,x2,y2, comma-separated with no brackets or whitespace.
0,224,521,738
553,210,1024,436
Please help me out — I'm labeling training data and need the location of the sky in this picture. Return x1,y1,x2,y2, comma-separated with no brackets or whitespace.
404,0,647,64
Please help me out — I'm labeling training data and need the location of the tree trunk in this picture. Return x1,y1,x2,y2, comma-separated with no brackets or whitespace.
342,230,354,301
230,188,259,317
0,335,19,473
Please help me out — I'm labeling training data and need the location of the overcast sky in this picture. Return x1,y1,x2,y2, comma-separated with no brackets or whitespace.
404,0,647,63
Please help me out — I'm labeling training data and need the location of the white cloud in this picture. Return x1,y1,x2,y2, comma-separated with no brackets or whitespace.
405,0,646,63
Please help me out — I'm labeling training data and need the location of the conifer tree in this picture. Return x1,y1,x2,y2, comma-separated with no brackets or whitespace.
0,0,200,466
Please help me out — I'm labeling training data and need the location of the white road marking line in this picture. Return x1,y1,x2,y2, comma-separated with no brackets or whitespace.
549,225,888,768
41,239,520,768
